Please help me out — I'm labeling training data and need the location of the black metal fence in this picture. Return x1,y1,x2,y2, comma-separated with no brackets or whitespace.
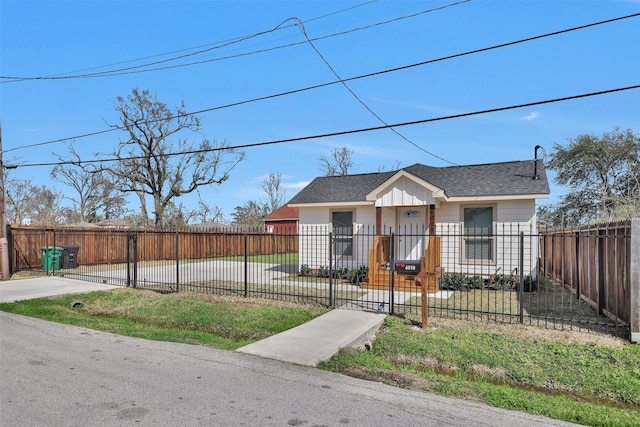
10,224,632,335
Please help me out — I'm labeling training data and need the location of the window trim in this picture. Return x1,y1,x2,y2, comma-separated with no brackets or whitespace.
460,204,496,265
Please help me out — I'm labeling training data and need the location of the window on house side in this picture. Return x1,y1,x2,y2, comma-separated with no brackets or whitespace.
332,211,353,256
462,206,494,263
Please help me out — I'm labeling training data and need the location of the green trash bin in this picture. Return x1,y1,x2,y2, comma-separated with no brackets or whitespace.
41,246,63,271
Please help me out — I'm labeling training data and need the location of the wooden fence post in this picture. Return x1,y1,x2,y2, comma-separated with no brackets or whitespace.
597,229,606,315
630,218,639,343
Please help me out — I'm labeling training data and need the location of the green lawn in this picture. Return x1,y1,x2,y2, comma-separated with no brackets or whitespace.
320,316,640,427
0,289,327,350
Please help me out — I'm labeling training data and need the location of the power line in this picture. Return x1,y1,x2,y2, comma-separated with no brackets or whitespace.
0,0,468,82
22,2,380,80
293,16,460,166
7,84,638,169
0,0,442,84
4,12,636,155
24,9,636,82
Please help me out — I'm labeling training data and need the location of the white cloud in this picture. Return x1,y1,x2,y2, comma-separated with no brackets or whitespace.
520,112,540,122
284,181,310,190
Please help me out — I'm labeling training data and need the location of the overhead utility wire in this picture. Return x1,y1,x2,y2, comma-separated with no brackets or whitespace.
293,17,459,166
0,0,468,82
7,84,639,169
6,14,633,155
25,1,379,80
4,11,636,155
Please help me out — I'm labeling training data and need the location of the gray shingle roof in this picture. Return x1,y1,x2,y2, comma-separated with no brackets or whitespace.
287,160,550,205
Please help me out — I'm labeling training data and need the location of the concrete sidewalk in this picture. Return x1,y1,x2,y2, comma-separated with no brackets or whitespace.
237,309,386,366
0,276,386,367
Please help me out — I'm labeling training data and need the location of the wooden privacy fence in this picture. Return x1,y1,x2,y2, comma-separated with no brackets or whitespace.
7,225,298,272
540,220,639,334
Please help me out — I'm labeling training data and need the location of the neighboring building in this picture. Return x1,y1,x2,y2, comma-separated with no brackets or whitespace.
263,204,299,234
287,160,550,288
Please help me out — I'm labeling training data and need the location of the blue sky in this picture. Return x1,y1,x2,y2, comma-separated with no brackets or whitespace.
1,0,639,220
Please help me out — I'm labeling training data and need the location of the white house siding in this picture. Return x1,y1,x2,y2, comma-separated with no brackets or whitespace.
298,199,540,278
298,207,330,270
435,199,539,278
298,205,375,270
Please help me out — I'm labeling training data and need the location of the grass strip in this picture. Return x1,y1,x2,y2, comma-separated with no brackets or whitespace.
0,289,328,350
319,316,640,427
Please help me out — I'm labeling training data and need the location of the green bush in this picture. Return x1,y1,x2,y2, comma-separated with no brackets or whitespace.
317,266,331,278
343,266,368,285
522,275,538,292
299,265,368,285
490,274,516,290
468,275,486,289
439,273,468,290
300,264,312,276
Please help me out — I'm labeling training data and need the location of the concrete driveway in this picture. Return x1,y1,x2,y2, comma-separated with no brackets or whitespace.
0,276,119,303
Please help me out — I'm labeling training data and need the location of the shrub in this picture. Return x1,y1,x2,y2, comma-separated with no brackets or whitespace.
343,266,368,285
439,273,468,291
316,266,331,278
490,274,516,290
300,264,312,277
522,275,538,292
468,275,486,289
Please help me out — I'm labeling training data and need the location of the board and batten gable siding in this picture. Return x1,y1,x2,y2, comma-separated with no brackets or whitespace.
298,206,375,270
435,199,539,277
374,176,438,207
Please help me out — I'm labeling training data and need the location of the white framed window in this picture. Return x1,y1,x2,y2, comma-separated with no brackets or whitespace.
332,210,354,256
461,205,495,264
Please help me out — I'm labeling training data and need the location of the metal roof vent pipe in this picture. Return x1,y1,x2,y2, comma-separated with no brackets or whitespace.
533,145,542,180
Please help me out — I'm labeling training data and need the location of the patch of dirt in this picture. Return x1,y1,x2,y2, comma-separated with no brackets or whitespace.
341,367,436,392
410,316,628,350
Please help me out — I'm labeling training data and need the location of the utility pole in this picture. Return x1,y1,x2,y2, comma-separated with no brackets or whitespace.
0,121,5,239
0,122,8,279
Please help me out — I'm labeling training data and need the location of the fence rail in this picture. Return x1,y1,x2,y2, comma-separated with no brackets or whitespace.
540,221,632,327
8,225,298,270
7,222,637,339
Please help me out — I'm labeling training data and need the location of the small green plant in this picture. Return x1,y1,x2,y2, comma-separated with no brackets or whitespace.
316,266,331,278
468,275,485,289
343,266,368,285
300,264,312,276
522,275,538,292
490,274,515,290
439,273,468,290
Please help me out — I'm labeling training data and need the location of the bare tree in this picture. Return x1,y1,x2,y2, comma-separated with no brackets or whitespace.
261,172,286,213
50,145,127,223
231,200,268,227
5,178,66,225
318,146,353,176
100,88,245,228
4,177,32,225
377,160,401,172
190,198,225,224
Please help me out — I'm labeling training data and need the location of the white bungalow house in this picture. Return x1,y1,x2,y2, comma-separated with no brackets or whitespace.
287,160,550,292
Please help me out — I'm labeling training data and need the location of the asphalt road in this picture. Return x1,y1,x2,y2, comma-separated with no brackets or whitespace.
0,312,580,427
